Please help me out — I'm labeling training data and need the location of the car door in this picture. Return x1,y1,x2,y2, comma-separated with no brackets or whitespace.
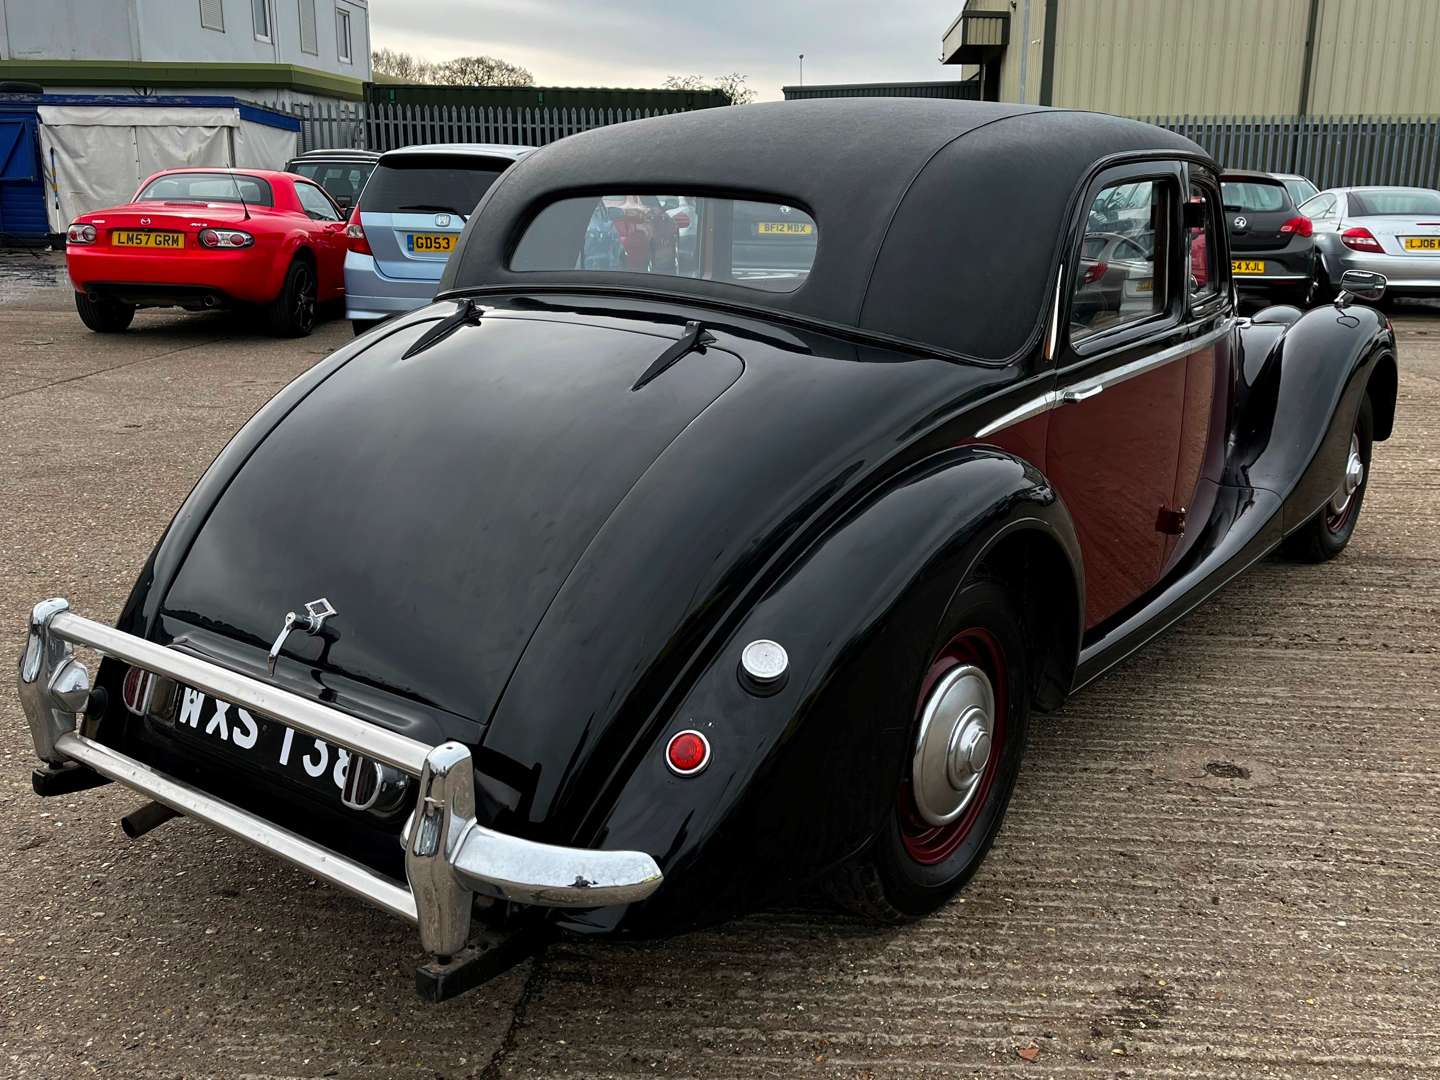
294,180,348,299
1044,162,1194,629
1163,166,1233,574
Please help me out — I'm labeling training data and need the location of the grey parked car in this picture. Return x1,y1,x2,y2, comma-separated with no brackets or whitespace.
1300,186,1440,301
344,143,530,332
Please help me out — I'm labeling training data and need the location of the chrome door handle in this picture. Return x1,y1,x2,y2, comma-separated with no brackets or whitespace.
1060,384,1104,404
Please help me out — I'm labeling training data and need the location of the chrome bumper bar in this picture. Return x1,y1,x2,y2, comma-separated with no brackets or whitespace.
18,599,663,960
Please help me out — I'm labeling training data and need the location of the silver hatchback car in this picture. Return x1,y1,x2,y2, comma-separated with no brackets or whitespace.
344,143,530,332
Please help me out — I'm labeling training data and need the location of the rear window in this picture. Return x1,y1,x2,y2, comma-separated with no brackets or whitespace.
136,172,273,207
1349,189,1440,216
360,155,508,216
510,192,817,293
1221,181,1288,213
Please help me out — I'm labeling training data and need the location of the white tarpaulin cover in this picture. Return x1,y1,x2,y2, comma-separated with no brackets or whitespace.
38,105,297,230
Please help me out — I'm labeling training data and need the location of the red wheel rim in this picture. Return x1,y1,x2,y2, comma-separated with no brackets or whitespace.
897,627,1007,866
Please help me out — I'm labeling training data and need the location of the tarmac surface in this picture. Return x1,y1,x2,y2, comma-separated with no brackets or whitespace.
1,250,1436,1078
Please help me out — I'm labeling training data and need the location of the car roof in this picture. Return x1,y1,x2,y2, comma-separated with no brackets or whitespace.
290,147,381,160
442,99,1208,363
381,143,532,162
147,167,296,182
1333,185,1439,194
1221,169,1286,183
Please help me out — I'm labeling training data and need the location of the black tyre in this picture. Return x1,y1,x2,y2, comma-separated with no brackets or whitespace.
351,318,381,336
74,291,135,333
264,258,318,338
1281,395,1373,562
1311,260,1336,307
825,577,1031,921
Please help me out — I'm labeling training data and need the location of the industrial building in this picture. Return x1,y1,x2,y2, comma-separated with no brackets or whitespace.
943,0,1440,117
0,0,371,112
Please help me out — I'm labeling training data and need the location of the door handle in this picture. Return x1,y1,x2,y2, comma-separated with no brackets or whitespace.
1060,384,1104,404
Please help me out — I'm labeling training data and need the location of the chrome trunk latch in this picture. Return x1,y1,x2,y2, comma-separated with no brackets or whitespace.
267,597,337,676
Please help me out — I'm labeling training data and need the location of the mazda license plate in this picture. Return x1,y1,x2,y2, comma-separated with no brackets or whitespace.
113,230,184,249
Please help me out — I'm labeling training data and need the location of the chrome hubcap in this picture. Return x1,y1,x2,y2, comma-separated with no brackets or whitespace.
1328,433,1364,516
912,664,995,826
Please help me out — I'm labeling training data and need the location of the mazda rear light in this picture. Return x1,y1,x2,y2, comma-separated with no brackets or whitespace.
672,211,691,229
66,223,97,245
1341,226,1384,253
346,206,372,255
1279,216,1313,238
198,228,254,249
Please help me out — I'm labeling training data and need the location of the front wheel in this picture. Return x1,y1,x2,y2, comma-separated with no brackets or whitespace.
824,577,1031,921
74,292,135,333
1282,396,1373,562
264,258,318,337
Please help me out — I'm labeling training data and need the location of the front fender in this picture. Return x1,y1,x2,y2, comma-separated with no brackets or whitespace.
1231,303,1395,532
561,447,1080,936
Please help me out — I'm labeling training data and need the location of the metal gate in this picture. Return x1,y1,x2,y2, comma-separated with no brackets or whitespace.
0,110,49,240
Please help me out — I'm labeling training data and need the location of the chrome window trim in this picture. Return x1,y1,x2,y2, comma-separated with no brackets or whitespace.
974,320,1232,439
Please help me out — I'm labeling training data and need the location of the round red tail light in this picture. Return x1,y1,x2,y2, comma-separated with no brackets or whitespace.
665,730,711,776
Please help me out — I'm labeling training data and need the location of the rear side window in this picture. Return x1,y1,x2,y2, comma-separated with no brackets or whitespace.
360,155,509,217
137,172,273,207
1072,179,1168,341
510,193,817,293
1221,181,1288,213
1348,189,1440,216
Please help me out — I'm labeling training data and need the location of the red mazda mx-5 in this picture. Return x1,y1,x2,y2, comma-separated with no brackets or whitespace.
64,168,349,337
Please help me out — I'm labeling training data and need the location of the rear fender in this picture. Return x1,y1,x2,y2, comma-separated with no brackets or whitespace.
562,447,1081,936
1230,304,1395,532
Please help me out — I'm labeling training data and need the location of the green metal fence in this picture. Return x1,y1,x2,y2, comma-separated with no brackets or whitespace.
1142,115,1440,189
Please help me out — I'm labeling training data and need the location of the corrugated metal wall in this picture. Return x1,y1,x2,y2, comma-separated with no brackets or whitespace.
961,0,1440,117
1051,0,1311,115
1308,0,1440,116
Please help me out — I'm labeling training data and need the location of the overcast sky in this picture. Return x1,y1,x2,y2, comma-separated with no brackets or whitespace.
369,1,961,101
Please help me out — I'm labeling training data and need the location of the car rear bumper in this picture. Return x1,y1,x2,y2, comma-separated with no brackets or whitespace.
1231,244,1313,293
1328,249,1440,291
67,246,280,305
19,599,663,969
344,253,440,320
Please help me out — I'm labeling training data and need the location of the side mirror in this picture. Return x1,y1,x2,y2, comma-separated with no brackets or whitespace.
1337,269,1386,306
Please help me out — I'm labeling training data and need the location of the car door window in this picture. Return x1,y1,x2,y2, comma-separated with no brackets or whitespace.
296,182,341,221
1301,193,1337,221
1187,191,1218,302
1071,180,1167,341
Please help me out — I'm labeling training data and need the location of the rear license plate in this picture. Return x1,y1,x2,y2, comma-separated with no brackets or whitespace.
756,222,814,236
168,685,359,803
1402,236,1440,251
407,232,457,254
1232,259,1265,274
113,230,184,249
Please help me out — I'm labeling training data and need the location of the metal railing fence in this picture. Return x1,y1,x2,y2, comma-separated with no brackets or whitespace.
1141,115,1440,190
293,100,691,153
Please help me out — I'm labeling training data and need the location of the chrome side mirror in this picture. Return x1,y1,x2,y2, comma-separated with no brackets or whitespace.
1336,269,1387,307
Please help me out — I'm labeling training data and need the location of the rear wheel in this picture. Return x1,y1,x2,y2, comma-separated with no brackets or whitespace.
824,578,1031,921
351,318,381,336
1282,396,1373,562
264,258,318,337
74,292,135,333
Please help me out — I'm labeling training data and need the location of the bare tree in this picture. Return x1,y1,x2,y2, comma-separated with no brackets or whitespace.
370,49,533,87
663,73,757,105
433,55,534,87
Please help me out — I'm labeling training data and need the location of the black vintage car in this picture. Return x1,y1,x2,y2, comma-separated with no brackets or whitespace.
20,101,1396,1000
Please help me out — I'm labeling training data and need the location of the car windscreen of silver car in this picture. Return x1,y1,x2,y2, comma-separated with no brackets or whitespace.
509,193,817,293
359,156,507,218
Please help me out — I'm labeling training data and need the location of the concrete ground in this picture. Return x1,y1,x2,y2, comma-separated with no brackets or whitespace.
1,250,1436,1079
